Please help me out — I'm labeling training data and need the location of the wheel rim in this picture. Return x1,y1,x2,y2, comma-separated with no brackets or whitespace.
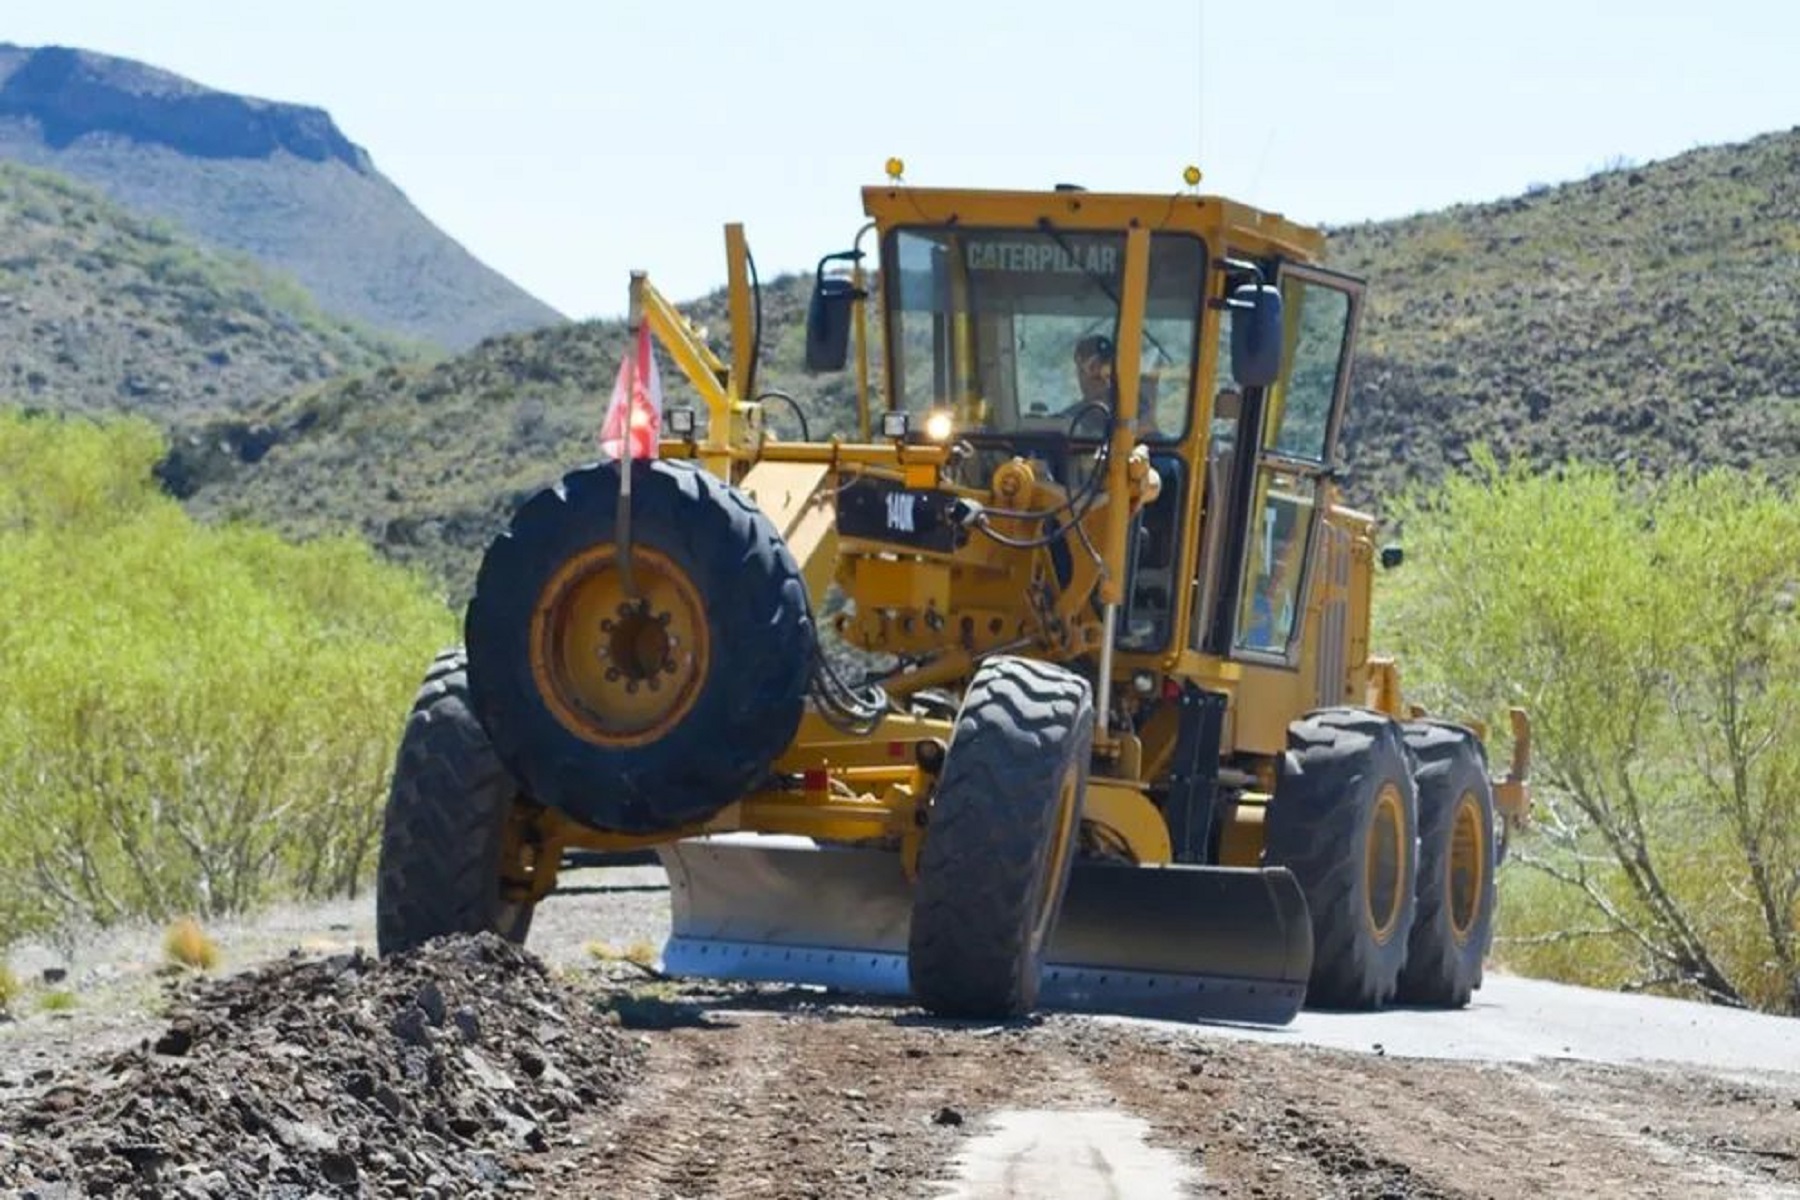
1364,782,1406,945
530,544,710,748
1030,765,1082,950
1448,790,1487,945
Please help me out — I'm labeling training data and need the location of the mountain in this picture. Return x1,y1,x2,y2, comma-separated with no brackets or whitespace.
0,43,563,350
0,160,405,424
173,128,1800,600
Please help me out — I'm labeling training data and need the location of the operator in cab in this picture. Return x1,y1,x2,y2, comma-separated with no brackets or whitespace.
1071,333,1115,411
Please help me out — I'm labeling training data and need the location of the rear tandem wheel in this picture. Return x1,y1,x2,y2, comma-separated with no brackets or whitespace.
1396,721,1498,1007
1265,708,1419,1010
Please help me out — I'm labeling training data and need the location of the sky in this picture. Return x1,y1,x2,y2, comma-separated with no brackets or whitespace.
6,1,1798,320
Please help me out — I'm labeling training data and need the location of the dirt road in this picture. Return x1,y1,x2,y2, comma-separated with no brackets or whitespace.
535,988,1800,1199
4,867,1798,1198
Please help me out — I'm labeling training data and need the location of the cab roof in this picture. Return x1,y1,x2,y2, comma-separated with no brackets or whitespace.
861,185,1328,265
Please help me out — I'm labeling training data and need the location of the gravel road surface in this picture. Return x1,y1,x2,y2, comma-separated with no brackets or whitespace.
3,864,1796,1198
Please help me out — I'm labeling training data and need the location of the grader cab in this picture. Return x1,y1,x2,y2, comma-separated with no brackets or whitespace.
375,168,1532,1023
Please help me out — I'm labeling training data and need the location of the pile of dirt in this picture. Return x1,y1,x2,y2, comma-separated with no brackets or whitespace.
0,933,640,1197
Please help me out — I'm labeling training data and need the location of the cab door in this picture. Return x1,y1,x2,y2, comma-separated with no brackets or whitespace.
1226,264,1363,666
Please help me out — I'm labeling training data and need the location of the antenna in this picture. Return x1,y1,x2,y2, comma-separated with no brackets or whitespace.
1196,0,1205,167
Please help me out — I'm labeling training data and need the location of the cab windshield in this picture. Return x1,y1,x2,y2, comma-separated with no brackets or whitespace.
884,227,1207,442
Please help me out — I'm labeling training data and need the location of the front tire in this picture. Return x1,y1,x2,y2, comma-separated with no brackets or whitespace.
908,658,1095,1019
1265,708,1419,1010
377,650,534,955
1396,722,1497,1007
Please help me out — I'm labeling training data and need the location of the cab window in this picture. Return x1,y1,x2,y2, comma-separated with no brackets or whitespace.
885,228,1206,442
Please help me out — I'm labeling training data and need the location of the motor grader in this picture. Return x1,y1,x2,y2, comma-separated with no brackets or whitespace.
375,164,1531,1023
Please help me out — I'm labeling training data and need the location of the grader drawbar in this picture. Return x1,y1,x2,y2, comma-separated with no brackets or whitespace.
374,165,1532,1026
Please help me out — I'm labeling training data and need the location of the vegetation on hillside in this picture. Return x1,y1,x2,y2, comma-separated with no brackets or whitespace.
1328,129,1800,505
0,160,417,425
0,409,455,951
1380,452,1800,1014
174,269,844,600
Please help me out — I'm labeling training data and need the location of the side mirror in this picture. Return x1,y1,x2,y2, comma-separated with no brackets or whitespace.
1380,544,1405,570
1230,284,1284,388
805,251,864,373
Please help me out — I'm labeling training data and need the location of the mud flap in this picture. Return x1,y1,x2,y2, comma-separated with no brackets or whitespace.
658,838,1313,1026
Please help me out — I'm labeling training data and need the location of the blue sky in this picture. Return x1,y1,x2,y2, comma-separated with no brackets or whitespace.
7,1,1797,319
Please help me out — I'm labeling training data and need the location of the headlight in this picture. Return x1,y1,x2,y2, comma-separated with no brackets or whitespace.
923,409,954,443
881,411,911,440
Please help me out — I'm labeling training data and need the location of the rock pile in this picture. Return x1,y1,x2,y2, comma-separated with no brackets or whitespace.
0,934,639,1197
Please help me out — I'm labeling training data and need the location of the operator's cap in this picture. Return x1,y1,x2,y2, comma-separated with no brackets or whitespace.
1075,334,1115,362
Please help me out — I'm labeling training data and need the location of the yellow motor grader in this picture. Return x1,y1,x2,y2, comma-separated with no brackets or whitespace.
375,165,1530,1023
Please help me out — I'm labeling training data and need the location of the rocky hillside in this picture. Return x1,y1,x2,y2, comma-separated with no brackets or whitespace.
1328,127,1800,503
0,43,563,350
175,128,1800,600
0,160,405,424
168,274,841,594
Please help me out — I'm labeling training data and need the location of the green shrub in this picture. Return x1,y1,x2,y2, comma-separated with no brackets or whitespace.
0,409,456,948
1380,450,1800,1012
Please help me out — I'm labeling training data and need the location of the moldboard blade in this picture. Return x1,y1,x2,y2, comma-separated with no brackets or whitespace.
657,839,1312,1026
1042,861,1313,1026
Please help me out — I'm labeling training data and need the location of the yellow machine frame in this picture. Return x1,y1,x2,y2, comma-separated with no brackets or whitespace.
505,181,1531,905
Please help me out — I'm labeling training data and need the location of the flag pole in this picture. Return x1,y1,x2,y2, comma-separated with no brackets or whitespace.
619,278,646,601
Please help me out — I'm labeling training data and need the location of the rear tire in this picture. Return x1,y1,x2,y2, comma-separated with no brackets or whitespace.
1265,708,1418,1010
908,657,1095,1019
1396,722,1497,1008
377,650,535,955
466,459,813,834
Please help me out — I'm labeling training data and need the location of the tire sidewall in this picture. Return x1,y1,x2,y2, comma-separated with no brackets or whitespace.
1399,723,1498,1005
1349,726,1419,991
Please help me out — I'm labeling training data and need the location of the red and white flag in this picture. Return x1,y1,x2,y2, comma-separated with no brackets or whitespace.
598,323,663,461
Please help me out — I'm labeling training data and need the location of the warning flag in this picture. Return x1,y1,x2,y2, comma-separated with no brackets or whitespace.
598,323,663,461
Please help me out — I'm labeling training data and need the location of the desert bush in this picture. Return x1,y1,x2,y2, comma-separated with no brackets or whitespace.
162,917,221,972
1380,449,1800,1013
0,409,456,949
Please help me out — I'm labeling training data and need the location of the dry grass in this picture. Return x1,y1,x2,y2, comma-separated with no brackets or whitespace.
585,939,660,968
163,916,221,971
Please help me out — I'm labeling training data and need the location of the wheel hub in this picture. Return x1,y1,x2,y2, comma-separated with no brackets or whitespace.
1448,790,1487,944
1364,782,1406,945
530,544,710,747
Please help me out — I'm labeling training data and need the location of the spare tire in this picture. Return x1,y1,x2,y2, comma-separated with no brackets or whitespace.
466,459,813,834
